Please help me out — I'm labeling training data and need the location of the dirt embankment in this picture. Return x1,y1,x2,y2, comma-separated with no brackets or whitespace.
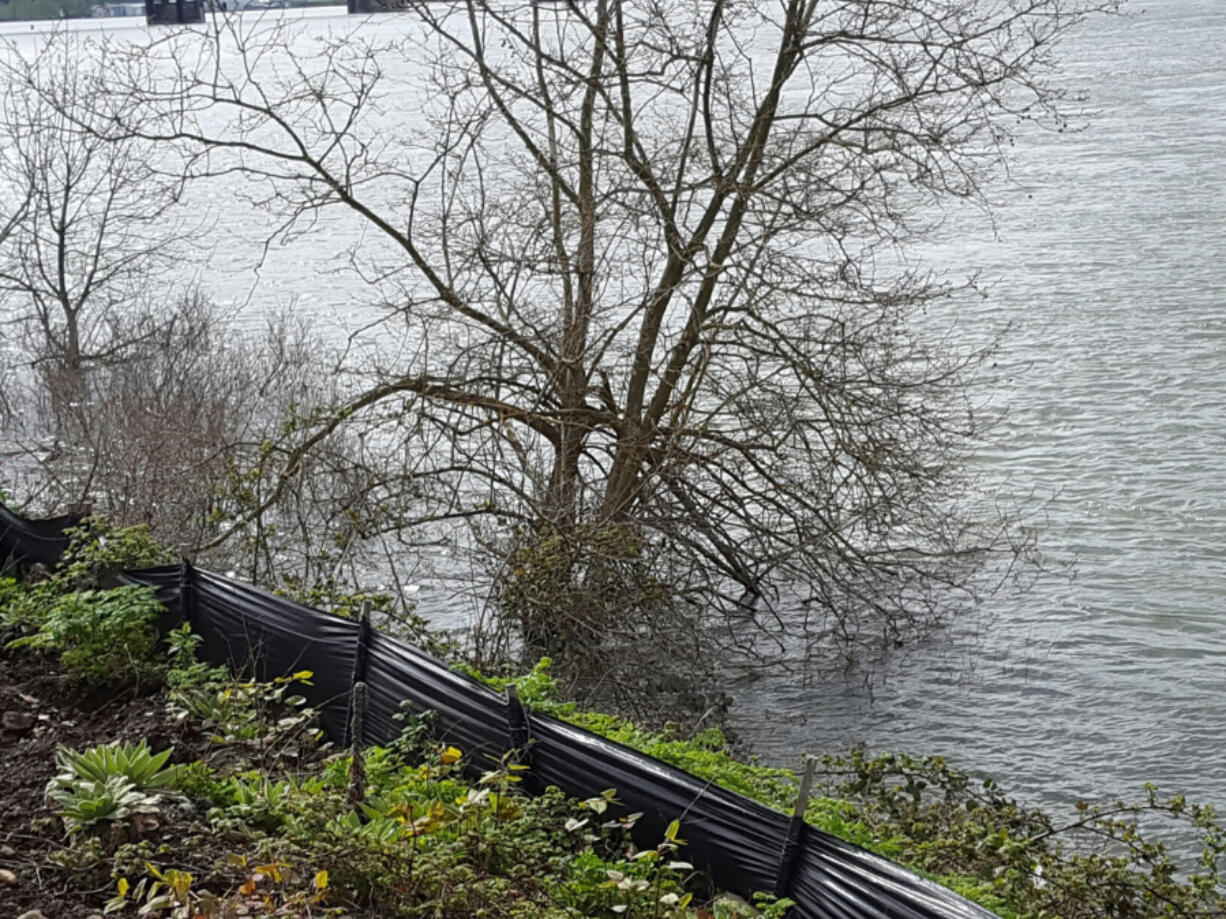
0,645,184,918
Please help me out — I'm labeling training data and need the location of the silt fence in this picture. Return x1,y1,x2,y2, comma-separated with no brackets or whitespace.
1,504,997,919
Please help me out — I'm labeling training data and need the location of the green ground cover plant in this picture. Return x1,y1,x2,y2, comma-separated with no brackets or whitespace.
88,649,792,919
1,520,173,688
471,659,1226,919
1,563,792,917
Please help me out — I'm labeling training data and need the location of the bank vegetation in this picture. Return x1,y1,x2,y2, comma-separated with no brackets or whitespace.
0,520,1224,919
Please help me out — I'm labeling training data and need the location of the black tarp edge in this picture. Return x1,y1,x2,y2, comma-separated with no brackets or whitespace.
0,504,82,571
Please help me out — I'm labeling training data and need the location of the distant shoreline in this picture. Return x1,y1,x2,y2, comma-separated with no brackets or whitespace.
0,0,342,25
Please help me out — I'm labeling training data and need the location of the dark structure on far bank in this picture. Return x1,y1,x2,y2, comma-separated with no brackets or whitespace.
347,0,408,12
347,0,573,12
146,0,203,23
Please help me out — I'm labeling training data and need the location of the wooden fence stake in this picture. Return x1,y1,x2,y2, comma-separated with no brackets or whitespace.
774,756,816,900
345,601,375,812
344,600,373,748
347,680,368,810
178,558,195,629
505,683,532,768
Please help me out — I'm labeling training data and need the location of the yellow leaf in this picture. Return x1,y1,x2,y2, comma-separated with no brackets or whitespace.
292,670,314,681
117,878,130,898
255,863,283,884
167,870,193,902
239,877,257,897
440,746,463,765
314,870,328,891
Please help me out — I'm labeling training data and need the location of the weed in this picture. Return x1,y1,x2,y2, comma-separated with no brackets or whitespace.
168,668,321,770
55,518,175,589
8,586,165,688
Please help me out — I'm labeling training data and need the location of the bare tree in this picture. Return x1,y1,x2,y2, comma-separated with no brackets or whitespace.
0,42,318,561
0,37,207,539
0,38,190,380
30,294,306,543
0,181,29,424
16,1,1118,711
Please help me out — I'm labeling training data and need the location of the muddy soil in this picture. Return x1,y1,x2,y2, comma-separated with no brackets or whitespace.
0,641,187,918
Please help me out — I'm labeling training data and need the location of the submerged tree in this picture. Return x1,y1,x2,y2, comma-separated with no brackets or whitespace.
0,43,343,560
0,41,189,376
14,0,1118,710
0,40,216,535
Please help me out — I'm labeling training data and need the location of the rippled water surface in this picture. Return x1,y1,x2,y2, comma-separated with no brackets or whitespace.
4,2,1224,827
733,0,1226,821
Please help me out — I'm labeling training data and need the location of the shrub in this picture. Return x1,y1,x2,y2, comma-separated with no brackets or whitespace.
55,518,175,589
2,519,173,641
818,750,1226,919
8,585,165,687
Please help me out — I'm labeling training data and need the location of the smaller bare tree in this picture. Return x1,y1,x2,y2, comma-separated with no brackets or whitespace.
0,184,29,424
0,38,192,393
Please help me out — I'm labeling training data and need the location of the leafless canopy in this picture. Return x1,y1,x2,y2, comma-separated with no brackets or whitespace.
0,40,190,373
10,0,1118,707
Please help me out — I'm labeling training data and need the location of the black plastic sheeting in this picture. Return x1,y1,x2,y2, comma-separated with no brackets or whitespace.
0,504,81,571
0,505,999,919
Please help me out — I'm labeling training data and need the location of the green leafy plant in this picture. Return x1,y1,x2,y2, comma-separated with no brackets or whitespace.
713,893,796,918
165,623,228,690
469,659,798,809
55,518,175,590
380,702,439,768
207,774,301,833
169,668,321,770
0,575,23,624
467,660,1226,918
599,818,699,918
817,750,1226,919
0,576,57,630
71,678,811,919
49,741,184,794
105,867,199,918
46,741,185,839
163,760,222,802
48,773,161,836
8,586,165,687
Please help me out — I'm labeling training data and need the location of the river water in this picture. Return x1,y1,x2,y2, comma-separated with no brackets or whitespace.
733,0,1226,826
4,2,1224,835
